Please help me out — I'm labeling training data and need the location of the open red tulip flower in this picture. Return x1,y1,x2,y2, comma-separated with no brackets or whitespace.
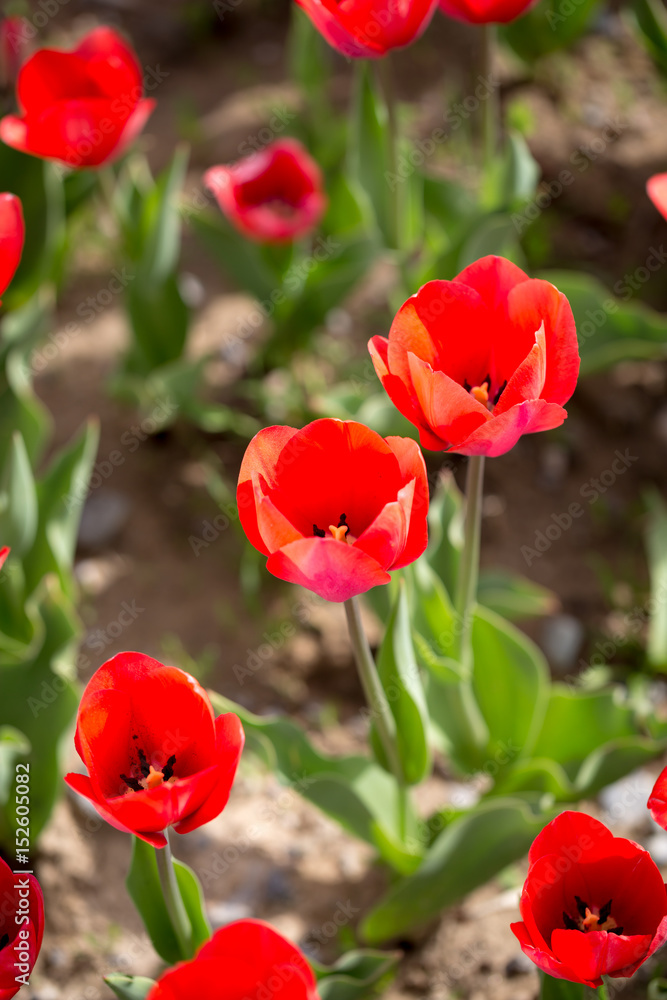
147,919,319,1000
511,811,667,988
204,139,326,244
294,0,437,58
237,418,428,602
369,255,580,457
64,652,244,848
438,0,536,24
0,856,44,1000
647,173,667,221
0,27,155,169
0,193,24,304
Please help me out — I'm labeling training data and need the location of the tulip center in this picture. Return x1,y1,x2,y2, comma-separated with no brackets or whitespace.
313,513,352,543
464,374,508,410
120,746,177,794
562,896,623,935
266,197,298,218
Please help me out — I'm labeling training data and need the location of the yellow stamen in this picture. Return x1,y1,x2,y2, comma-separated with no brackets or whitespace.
329,524,349,543
145,765,166,790
582,908,618,932
471,382,489,405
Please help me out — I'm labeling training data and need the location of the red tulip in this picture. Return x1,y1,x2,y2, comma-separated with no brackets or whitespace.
64,652,244,848
204,139,326,244
237,418,428,602
147,919,319,1000
647,173,667,221
294,0,438,58
510,811,667,988
0,547,9,571
438,0,536,23
0,193,24,303
0,27,155,169
369,255,579,457
0,856,44,1000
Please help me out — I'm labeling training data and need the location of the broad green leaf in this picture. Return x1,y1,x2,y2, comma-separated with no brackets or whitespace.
208,693,421,873
574,736,665,797
633,0,667,75
492,756,573,799
502,131,540,207
471,605,549,763
348,62,390,245
189,210,278,302
139,146,189,285
646,490,667,670
288,4,330,101
531,685,637,772
126,835,209,964
540,269,667,374
0,433,38,557
458,213,524,271
501,0,600,60
361,797,552,944
540,972,584,1000
0,727,30,804
315,949,400,1000
424,471,463,600
105,977,156,1000
373,583,431,785
126,272,189,372
478,570,558,621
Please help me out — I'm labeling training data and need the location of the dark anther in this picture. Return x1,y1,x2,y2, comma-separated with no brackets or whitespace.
608,926,624,935
463,379,472,393
599,900,613,924
563,911,578,930
484,372,492,387
493,380,508,405
313,524,325,537
0,933,9,951
162,755,177,782
337,513,349,534
132,734,138,740
137,748,151,778
575,896,589,919
120,773,143,792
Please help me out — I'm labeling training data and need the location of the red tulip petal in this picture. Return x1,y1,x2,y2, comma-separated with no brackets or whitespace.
173,713,245,835
455,254,530,308
73,26,143,101
64,771,167,847
0,194,24,297
198,919,317,993
384,436,429,565
295,0,436,57
252,473,304,553
528,811,613,867
407,351,491,448
17,50,104,113
266,536,390,602
438,0,538,22
550,929,643,985
454,399,567,456
507,278,579,406
648,173,667,222
354,485,412,568
238,425,300,555
0,547,10,571
510,921,586,985
369,336,444,449
147,957,262,1000
494,322,547,414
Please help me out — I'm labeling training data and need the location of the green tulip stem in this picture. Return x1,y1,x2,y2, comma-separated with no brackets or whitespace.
344,595,404,788
480,23,499,169
597,984,610,1000
454,454,485,670
155,829,194,960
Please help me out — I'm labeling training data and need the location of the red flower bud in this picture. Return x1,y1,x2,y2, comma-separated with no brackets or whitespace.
511,811,667,988
147,919,319,1000
0,857,43,1000
369,255,580,456
0,27,155,169
237,418,428,602
204,139,326,244
64,652,244,847
294,0,438,58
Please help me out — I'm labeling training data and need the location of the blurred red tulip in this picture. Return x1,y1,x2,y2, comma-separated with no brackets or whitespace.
0,856,44,1000
147,919,319,1000
511,811,667,987
0,192,24,303
0,547,9,570
0,26,155,168
64,652,244,847
647,173,667,221
294,0,437,58
204,139,326,244
438,0,536,23
238,418,428,602
369,255,579,457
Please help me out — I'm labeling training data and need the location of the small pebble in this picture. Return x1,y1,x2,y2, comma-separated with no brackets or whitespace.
78,490,131,551
505,954,534,978
540,614,585,673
